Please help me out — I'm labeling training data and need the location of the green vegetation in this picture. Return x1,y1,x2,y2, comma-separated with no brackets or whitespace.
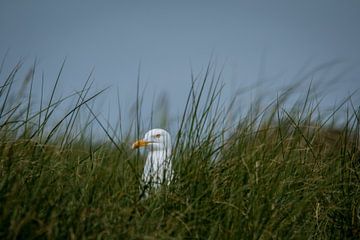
0,61,359,239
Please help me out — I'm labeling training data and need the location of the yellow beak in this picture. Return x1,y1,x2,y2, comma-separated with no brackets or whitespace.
132,139,151,149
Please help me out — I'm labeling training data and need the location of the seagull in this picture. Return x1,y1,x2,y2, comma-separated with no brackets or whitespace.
132,128,173,196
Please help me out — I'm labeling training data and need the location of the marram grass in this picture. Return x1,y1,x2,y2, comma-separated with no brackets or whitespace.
0,62,359,239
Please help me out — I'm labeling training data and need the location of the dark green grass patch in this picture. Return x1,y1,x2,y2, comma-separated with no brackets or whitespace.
0,61,359,239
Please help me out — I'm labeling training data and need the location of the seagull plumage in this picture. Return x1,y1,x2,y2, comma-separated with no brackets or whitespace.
132,128,173,195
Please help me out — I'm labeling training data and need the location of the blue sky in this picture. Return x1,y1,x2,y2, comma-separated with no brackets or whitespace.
1,0,359,133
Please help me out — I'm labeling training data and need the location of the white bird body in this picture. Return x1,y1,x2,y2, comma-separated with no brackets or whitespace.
132,129,173,194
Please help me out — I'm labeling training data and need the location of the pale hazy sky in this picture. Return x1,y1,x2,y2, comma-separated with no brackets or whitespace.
1,0,359,132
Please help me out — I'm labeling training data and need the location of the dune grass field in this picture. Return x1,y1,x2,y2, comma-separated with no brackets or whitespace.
0,61,359,239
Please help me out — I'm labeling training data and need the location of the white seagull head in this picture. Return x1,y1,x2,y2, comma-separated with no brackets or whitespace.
132,128,171,153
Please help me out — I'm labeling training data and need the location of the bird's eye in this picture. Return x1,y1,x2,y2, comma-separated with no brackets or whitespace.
154,133,161,138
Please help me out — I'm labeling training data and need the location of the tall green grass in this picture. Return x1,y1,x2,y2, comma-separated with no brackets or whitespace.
0,61,359,239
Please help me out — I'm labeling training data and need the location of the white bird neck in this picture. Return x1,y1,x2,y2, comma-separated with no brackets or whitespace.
148,147,172,160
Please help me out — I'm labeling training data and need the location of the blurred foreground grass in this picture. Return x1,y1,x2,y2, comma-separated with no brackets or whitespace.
0,61,359,239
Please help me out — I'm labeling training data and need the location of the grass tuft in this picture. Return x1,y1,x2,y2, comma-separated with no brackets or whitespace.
0,61,359,239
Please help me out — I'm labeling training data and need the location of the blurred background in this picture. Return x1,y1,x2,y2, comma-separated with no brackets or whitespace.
0,0,359,134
